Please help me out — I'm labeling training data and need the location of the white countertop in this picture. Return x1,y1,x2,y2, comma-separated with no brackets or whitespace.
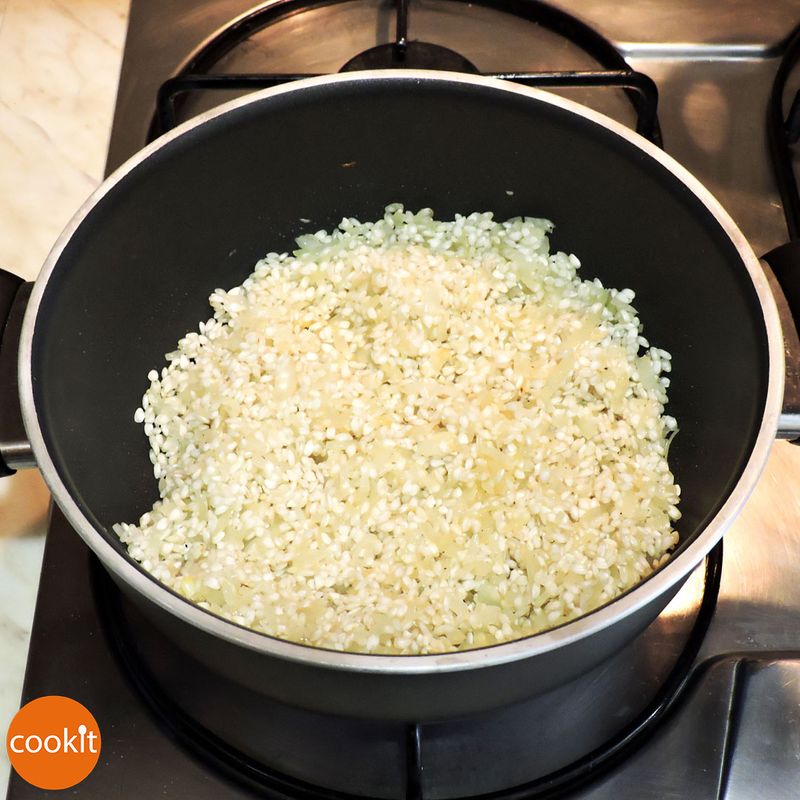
0,0,129,788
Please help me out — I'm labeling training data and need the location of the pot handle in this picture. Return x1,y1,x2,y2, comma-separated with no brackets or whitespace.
0,268,34,476
763,241,800,440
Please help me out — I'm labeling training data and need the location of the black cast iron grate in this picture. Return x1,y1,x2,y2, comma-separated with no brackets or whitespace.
150,0,660,145
768,20,800,242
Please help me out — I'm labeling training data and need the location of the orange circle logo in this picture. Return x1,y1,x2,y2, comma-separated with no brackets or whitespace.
6,696,101,790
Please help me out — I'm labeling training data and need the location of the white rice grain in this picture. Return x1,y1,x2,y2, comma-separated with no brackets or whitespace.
114,205,680,655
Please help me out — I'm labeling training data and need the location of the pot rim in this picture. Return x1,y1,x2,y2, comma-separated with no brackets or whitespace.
18,70,784,674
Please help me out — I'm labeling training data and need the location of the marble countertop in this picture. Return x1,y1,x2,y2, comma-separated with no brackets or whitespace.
0,0,129,788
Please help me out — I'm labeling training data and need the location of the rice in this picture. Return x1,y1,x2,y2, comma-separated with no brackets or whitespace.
113,205,680,655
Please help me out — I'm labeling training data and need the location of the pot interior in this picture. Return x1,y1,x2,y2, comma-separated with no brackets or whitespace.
31,74,769,610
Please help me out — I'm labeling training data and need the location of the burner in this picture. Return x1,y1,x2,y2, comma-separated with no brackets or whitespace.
340,0,477,72
340,41,477,72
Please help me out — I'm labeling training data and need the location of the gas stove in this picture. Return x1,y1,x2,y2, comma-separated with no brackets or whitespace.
8,1,800,798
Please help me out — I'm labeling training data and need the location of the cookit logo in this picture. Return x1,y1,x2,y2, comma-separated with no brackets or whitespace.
6,696,101,790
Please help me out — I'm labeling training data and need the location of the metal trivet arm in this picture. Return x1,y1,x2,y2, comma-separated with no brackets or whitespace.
396,0,410,55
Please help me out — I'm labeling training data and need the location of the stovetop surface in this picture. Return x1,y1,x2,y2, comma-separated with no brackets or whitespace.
10,0,800,797
6,507,800,799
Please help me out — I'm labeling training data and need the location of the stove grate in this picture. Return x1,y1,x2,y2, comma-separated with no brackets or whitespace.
148,0,661,145
768,21,800,242
154,70,659,146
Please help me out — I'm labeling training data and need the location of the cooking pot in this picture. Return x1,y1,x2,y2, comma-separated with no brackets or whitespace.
0,71,791,722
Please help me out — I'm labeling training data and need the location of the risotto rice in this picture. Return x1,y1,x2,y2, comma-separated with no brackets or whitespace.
114,205,680,654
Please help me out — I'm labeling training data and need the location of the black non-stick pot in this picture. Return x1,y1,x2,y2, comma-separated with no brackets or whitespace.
0,72,789,721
